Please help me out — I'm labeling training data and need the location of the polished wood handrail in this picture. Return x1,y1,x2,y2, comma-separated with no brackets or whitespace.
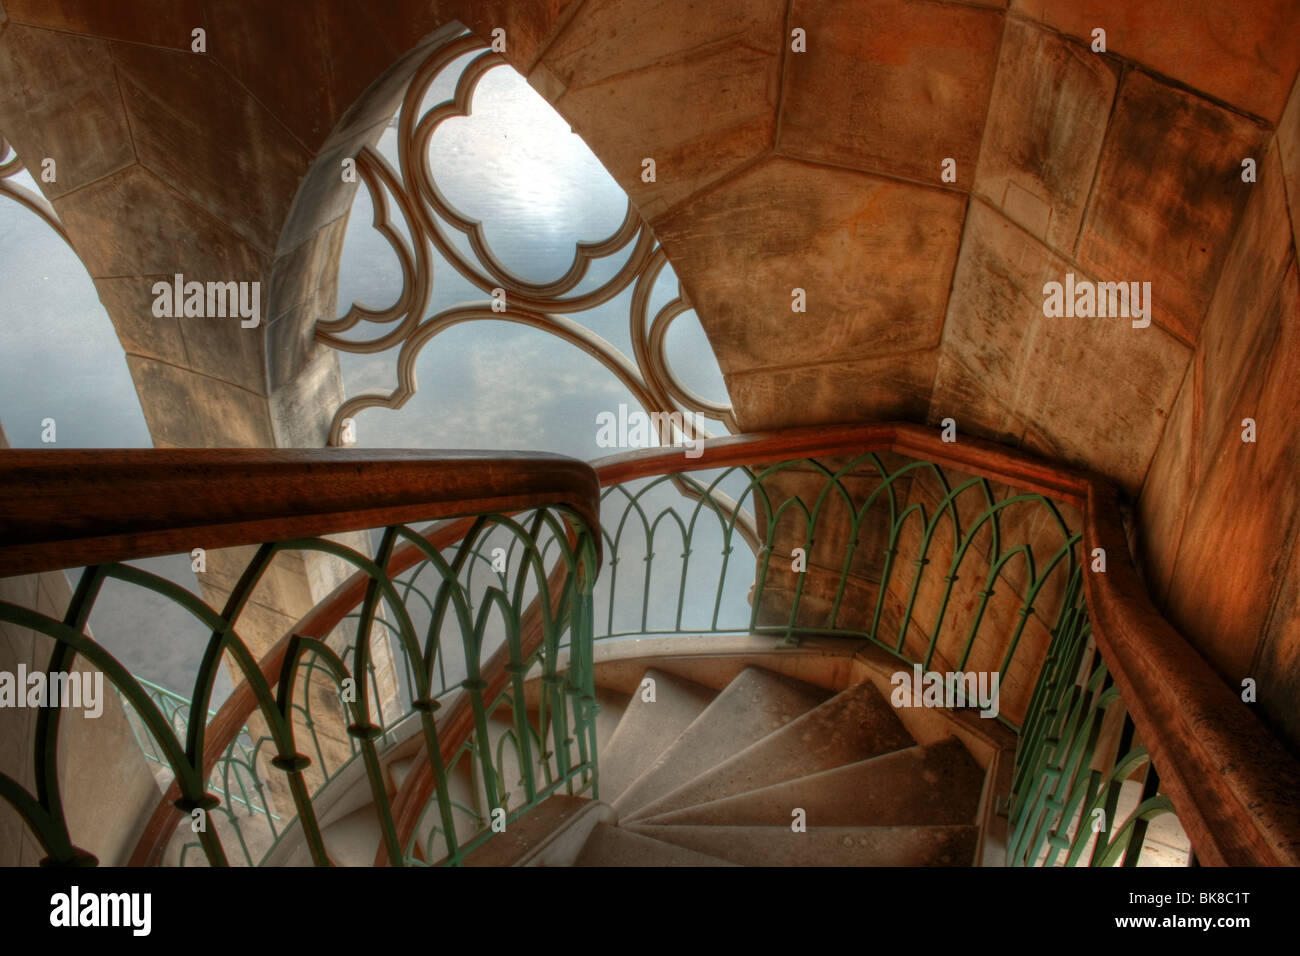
0,448,601,577
96,425,1299,866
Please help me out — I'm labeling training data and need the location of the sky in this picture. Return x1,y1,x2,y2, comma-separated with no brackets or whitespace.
0,56,754,706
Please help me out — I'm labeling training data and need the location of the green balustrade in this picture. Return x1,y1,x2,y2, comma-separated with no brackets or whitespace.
0,505,599,867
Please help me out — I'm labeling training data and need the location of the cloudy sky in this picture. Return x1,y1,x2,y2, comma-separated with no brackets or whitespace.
0,59,753,705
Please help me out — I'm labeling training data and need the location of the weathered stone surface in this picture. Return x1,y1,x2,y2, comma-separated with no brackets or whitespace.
354,0,453,62
4,0,202,50
974,18,1118,253
729,350,937,431
111,41,311,253
1139,148,1296,606
1163,263,1300,684
657,158,965,376
204,0,393,152
1279,71,1300,256
1075,70,1270,345
0,26,135,198
538,0,783,219
1136,361,1195,606
1011,0,1300,123
599,668,714,807
648,736,983,827
269,347,345,448
124,355,275,448
779,0,1003,185
614,667,830,818
1255,536,1300,759
53,165,265,280
628,822,978,866
1191,148,1295,474
631,681,914,821
933,201,1190,494
455,0,581,74
92,275,188,368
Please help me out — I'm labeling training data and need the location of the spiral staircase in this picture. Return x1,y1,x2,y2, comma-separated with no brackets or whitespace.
3,424,1299,869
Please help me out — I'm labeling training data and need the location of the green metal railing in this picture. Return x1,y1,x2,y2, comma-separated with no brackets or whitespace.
1007,569,1185,866
592,453,1082,732
0,506,599,867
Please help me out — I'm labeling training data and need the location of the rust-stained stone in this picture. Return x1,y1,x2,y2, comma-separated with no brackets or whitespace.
974,18,1117,254
1255,536,1300,760
3,0,202,51
1164,263,1300,684
204,0,393,152
779,0,1003,185
933,201,1189,495
0,26,135,198
539,0,782,218
1075,70,1270,346
455,0,581,74
354,0,452,62
52,165,266,279
124,355,275,449
728,351,937,432
1139,148,1296,605
110,41,311,254
1280,71,1300,253
1136,360,1196,607
656,158,966,376
1193,148,1295,472
92,275,188,369
1011,0,1300,124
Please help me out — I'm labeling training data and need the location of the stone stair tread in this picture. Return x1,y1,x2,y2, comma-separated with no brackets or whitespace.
573,823,736,867
321,802,387,867
460,795,597,867
594,685,632,755
626,822,979,866
641,736,985,828
625,679,914,822
389,755,417,791
612,666,832,817
598,668,715,806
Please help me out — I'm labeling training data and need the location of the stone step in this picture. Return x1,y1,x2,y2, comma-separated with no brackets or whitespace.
320,802,389,867
594,684,631,755
597,668,715,806
643,736,985,828
573,823,736,867
626,822,979,866
612,666,831,818
461,795,613,867
624,679,914,822
389,755,416,791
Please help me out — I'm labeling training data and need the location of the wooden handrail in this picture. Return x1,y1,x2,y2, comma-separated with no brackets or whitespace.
0,448,601,577
96,425,1299,866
